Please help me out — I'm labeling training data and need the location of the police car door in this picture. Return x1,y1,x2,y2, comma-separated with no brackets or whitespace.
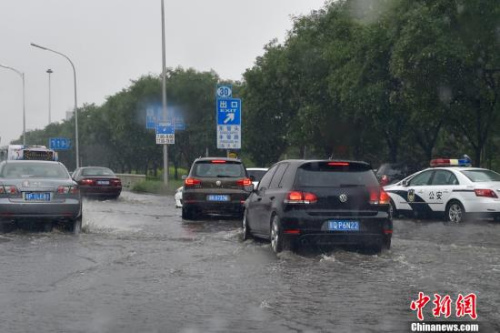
405,170,434,216
426,169,459,213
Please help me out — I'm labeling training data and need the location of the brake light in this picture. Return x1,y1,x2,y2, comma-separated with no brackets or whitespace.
370,189,390,205
236,178,252,186
328,162,349,166
111,179,121,186
474,189,498,198
80,179,95,185
211,160,227,164
0,185,19,194
285,191,318,204
184,178,201,186
57,186,78,194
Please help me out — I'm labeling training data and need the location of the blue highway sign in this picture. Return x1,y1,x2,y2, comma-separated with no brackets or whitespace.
217,98,241,126
49,137,71,151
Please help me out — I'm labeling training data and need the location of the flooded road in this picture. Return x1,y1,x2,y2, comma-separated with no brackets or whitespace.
0,191,499,333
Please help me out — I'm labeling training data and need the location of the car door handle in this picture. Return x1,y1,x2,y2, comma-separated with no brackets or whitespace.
257,197,262,202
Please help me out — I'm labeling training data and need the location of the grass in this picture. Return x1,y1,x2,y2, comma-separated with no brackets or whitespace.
131,178,184,195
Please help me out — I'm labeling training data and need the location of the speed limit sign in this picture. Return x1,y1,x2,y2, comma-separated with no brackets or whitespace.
216,85,232,98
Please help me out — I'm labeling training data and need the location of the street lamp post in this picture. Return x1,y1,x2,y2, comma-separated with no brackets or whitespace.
46,69,53,124
0,63,26,146
31,43,79,168
161,0,169,186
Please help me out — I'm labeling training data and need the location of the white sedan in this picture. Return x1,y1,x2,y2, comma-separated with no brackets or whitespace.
174,186,183,208
384,159,500,223
246,167,268,188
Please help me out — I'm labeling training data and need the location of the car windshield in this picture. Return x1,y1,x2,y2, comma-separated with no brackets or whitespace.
296,162,379,187
0,162,68,179
460,169,500,182
192,162,244,178
81,167,115,177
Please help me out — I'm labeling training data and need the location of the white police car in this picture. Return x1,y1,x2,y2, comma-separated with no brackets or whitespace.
384,157,500,223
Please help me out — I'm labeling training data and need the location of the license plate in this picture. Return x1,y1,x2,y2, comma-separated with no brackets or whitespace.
207,194,230,202
24,192,51,202
97,180,110,185
328,220,359,231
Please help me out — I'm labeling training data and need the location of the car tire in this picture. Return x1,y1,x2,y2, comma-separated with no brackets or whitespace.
241,209,252,241
382,235,391,250
270,215,292,254
68,216,82,234
389,199,398,219
182,207,195,220
43,221,53,233
446,200,465,223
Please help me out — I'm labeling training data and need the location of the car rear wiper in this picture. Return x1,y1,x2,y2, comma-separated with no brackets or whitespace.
339,184,364,188
216,175,232,178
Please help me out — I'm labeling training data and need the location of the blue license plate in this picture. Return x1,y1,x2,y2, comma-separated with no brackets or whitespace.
328,220,359,231
24,192,51,202
207,194,230,202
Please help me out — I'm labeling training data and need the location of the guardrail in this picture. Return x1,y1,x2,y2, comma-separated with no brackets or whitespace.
115,174,146,191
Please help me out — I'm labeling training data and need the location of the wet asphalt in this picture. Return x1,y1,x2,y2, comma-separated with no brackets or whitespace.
0,191,499,333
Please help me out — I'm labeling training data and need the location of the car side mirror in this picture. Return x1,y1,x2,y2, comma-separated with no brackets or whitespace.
181,175,187,180
402,180,410,187
249,175,255,182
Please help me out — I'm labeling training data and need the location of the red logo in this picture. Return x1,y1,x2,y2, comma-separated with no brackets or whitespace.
411,293,478,321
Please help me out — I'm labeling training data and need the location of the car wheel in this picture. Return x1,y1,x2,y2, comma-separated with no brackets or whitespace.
182,207,195,220
43,221,53,233
270,215,292,253
382,235,391,250
389,199,398,219
241,210,252,241
68,216,82,234
446,201,465,223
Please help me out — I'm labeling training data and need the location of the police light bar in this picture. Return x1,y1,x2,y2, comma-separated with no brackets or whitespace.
430,158,471,167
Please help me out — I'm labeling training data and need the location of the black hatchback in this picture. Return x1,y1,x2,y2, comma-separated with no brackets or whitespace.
242,160,392,253
182,157,253,220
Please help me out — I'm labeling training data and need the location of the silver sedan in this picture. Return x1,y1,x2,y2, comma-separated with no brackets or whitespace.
0,160,82,233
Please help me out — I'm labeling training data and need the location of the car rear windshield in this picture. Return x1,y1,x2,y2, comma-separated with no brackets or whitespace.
0,162,69,179
296,161,379,187
82,167,115,176
192,161,245,178
460,169,500,182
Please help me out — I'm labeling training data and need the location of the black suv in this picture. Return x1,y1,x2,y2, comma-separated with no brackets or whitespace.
242,160,392,253
182,157,253,220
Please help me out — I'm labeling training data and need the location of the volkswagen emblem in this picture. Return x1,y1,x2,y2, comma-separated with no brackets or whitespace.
215,180,222,187
339,194,348,203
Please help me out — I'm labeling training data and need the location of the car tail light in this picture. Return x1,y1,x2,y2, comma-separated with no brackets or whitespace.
285,191,318,204
211,160,226,164
57,186,79,194
80,179,95,185
111,179,121,186
284,229,301,235
184,178,201,186
370,189,390,205
474,189,498,198
236,178,252,186
328,162,349,166
0,185,18,195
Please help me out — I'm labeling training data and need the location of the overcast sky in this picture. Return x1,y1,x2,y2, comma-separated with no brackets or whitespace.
0,0,326,145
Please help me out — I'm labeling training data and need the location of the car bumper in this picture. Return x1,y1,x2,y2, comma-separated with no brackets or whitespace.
80,186,121,197
0,198,81,220
280,210,391,245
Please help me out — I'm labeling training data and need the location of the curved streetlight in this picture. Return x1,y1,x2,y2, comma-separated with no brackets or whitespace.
30,42,79,168
0,63,26,145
